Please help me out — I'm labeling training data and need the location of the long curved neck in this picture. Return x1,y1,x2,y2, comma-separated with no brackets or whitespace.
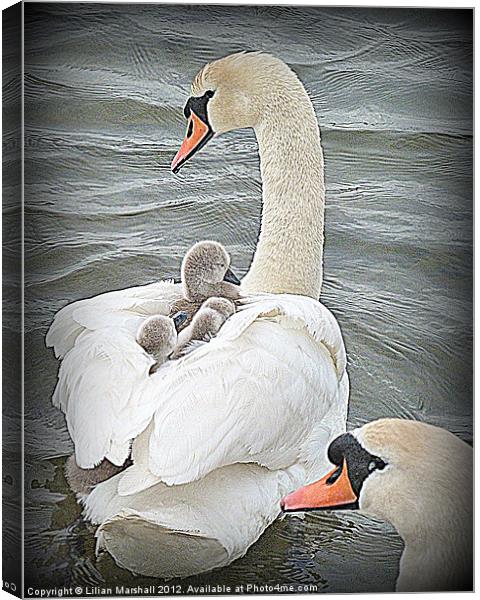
397,526,472,592
241,89,325,299
392,478,472,592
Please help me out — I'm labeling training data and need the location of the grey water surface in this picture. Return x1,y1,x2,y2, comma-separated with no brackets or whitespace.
20,4,472,594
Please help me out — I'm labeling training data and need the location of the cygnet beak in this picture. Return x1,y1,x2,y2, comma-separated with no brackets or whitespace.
281,458,358,512
223,268,241,285
172,311,188,330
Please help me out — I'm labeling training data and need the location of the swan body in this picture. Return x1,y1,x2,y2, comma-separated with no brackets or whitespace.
282,419,473,592
51,290,348,576
82,293,348,577
47,52,349,577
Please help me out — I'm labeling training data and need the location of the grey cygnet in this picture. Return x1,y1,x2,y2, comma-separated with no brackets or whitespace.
170,240,241,326
64,455,130,495
172,297,236,358
136,312,187,373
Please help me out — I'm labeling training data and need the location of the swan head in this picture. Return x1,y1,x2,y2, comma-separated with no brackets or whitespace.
181,240,240,302
171,52,303,172
136,312,187,359
281,418,472,543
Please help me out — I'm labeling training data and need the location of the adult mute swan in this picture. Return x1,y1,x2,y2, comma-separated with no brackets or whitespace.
282,419,473,592
46,52,349,578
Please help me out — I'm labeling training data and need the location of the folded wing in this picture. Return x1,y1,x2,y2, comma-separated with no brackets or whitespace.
48,279,183,467
119,294,348,493
46,279,182,358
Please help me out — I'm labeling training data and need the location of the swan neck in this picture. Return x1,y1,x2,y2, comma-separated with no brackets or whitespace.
395,512,472,591
241,94,325,299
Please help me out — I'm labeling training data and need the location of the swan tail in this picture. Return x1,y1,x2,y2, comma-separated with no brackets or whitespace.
82,462,304,578
95,512,229,579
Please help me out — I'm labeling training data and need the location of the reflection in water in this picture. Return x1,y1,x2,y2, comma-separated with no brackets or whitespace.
18,4,471,593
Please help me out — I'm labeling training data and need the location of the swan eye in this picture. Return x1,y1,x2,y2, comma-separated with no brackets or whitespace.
368,458,387,472
205,90,215,98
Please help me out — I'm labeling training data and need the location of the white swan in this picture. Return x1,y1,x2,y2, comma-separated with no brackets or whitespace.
46,52,349,578
281,419,473,592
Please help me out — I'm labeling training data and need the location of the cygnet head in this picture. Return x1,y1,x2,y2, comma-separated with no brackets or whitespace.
171,298,235,360
171,52,307,172
189,305,230,341
181,240,240,302
136,312,187,360
201,296,236,320
281,418,472,543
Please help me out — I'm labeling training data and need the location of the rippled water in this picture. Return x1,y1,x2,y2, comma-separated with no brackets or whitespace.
15,4,472,593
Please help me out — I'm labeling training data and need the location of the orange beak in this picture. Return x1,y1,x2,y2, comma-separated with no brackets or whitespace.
281,458,357,512
171,110,213,173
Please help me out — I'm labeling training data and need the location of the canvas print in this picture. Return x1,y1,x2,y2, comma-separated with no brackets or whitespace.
2,2,473,596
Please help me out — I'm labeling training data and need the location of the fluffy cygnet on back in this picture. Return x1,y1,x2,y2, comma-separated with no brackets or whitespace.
170,240,241,327
136,312,187,373
171,297,236,358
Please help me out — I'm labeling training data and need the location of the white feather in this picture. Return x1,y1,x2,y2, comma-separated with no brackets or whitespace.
46,279,184,467
52,325,177,468
46,279,182,358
